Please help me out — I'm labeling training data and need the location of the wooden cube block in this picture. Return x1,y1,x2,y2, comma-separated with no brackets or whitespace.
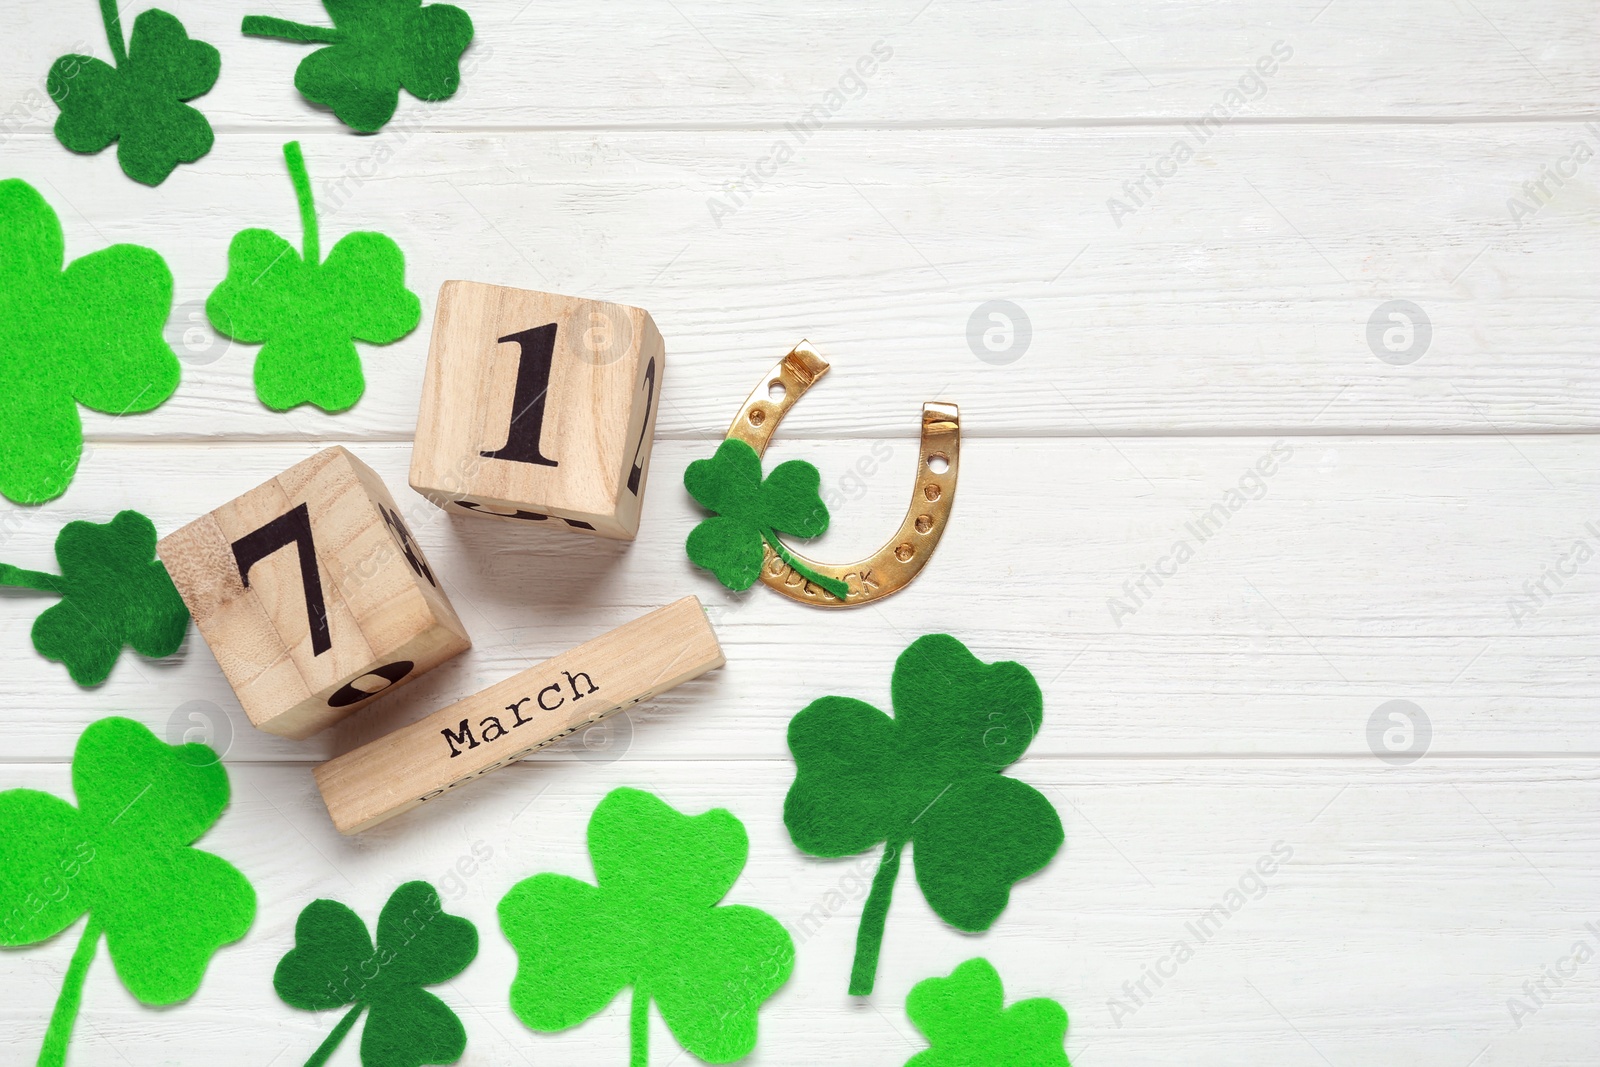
157,447,471,740
409,281,665,540
315,596,723,833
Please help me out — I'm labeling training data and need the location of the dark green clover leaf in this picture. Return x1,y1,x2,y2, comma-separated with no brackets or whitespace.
48,1,220,185
683,437,849,600
500,787,794,1065
275,881,478,1067
905,958,1070,1067
0,717,256,1067
207,141,421,412
0,178,180,504
784,634,1064,995
242,0,475,133
0,510,189,687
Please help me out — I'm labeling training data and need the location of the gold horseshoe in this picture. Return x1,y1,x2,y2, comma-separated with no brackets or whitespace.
725,341,960,608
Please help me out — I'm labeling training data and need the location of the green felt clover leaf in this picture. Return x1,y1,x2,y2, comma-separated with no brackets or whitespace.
905,958,1070,1067
0,510,189,687
784,633,1064,995
206,141,421,412
0,178,180,505
275,880,478,1067
0,716,256,1067
499,787,794,1066
47,1,221,186
684,437,849,600
242,0,475,133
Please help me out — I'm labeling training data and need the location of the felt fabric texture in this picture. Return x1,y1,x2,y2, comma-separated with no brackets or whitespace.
0,510,189,686
905,958,1070,1067
206,141,421,412
683,437,849,600
499,787,794,1066
784,634,1064,995
0,178,180,505
0,717,256,1067
275,880,477,1067
48,2,220,186
241,0,475,133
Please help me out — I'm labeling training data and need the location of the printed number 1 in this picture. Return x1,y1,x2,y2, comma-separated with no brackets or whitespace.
231,503,330,656
481,323,559,468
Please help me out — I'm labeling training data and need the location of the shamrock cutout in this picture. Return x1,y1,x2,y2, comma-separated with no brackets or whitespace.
275,881,478,1067
47,1,221,185
0,178,180,504
499,787,794,1065
242,0,475,132
0,717,256,1067
207,141,421,412
905,958,1070,1067
0,510,189,686
784,633,1063,995
684,437,849,600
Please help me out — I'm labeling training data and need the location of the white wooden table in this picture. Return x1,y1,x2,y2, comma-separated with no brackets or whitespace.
2,2,1597,1063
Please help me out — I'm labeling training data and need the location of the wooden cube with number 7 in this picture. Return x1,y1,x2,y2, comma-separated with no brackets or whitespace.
409,282,665,540
157,447,471,740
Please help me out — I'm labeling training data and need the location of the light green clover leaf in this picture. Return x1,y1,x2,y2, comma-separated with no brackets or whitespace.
499,787,794,1065
206,141,421,412
905,958,1070,1067
0,178,180,504
0,717,256,1067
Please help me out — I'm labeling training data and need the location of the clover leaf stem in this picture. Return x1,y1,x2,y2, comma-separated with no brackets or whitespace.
630,985,649,1067
303,1003,364,1067
96,0,127,67
39,916,101,1067
0,562,64,595
283,141,321,266
848,840,904,996
240,16,342,45
759,529,851,601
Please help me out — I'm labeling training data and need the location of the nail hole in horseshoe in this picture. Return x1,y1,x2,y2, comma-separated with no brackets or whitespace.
748,408,766,427
915,514,933,534
924,483,942,502
895,542,915,562
768,380,787,401
927,452,950,474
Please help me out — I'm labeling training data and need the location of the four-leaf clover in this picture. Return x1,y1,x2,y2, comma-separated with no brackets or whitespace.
48,1,221,185
207,140,422,412
0,717,256,1067
905,958,1070,1067
499,787,794,1065
0,510,189,686
275,881,478,1067
0,178,180,504
684,437,850,600
242,0,475,132
784,634,1064,994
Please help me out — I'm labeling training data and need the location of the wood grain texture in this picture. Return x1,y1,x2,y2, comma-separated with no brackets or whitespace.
317,596,723,833
0,124,1595,439
1,0,1596,1062
2,0,1597,125
410,281,664,538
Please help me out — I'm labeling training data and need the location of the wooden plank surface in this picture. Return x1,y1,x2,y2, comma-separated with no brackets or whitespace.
1,0,1597,1063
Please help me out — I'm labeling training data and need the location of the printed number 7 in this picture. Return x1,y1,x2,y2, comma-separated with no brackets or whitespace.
231,503,331,656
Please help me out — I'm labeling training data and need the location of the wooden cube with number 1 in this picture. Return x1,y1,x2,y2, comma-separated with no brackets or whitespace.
409,282,665,540
157,447,471,740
